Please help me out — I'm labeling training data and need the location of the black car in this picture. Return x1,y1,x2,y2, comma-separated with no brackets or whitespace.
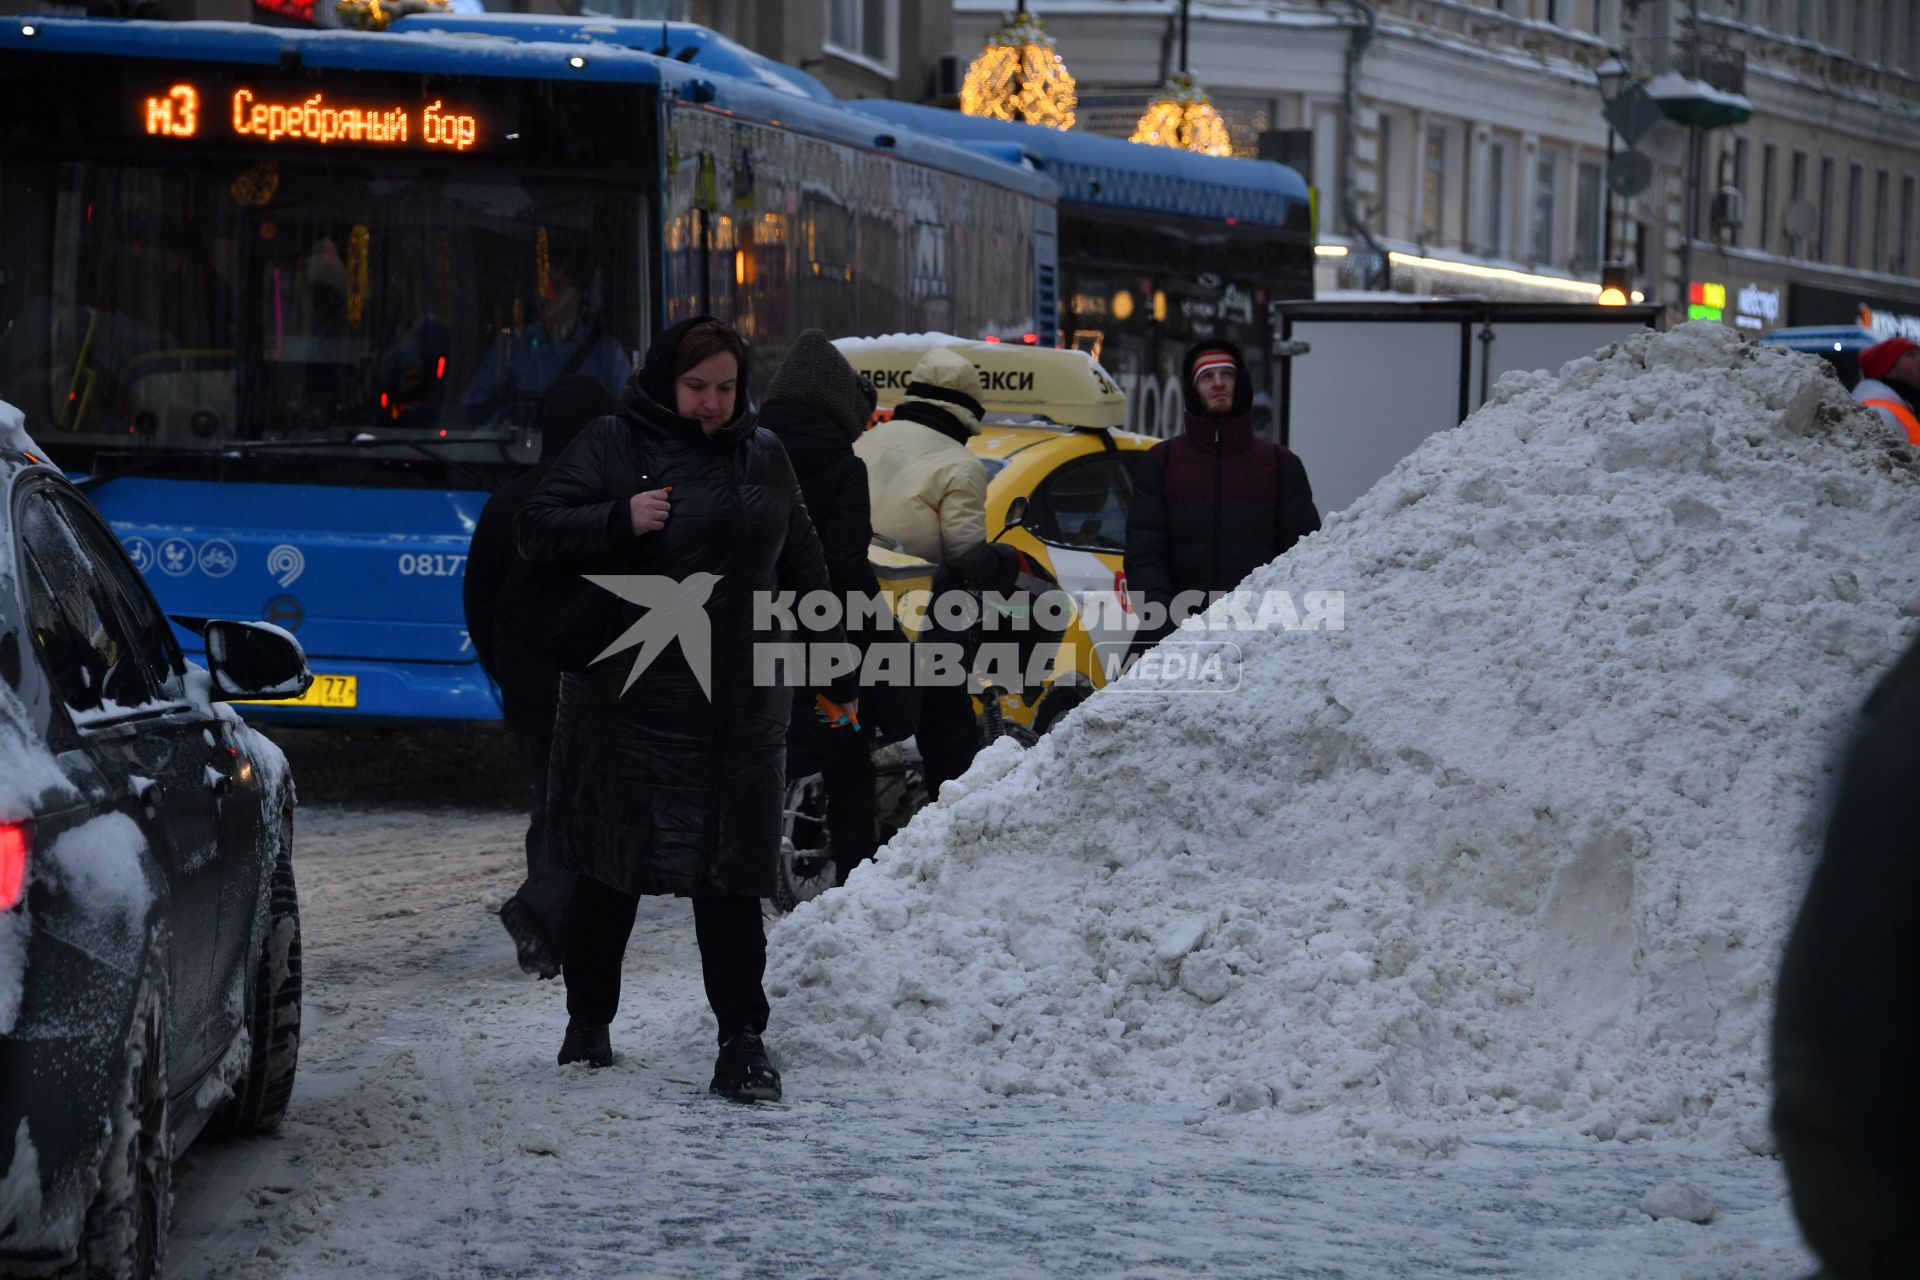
0,425,307,1279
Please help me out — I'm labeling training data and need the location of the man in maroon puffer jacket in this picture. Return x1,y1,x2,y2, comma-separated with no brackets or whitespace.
1123,339,1321,643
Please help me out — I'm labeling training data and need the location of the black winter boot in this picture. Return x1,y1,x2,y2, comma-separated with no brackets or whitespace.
558,1023,613,1069
710,1031,782,1103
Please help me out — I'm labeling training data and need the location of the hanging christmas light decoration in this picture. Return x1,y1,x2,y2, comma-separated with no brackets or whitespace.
1130,0,1233,157
960,4,1077,131
1130,70,1232,156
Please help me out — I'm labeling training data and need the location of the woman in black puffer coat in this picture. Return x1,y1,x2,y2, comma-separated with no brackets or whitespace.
515,317,855,1102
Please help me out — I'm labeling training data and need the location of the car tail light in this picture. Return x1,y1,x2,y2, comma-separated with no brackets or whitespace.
0,822,28,912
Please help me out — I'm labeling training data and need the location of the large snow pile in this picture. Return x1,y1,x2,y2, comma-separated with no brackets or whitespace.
766,322,1920,1152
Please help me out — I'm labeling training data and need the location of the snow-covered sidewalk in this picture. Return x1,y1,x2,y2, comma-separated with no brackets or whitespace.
165,771,1814,1278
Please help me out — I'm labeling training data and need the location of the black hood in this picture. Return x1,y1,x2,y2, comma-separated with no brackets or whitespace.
626,315,755,443
536,373,623,462
1181,337,1254,418
763,328,874,442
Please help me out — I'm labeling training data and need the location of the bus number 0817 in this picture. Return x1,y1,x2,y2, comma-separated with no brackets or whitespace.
398,553,467,576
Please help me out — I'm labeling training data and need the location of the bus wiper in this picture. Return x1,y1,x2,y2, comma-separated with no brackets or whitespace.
334,430,521,491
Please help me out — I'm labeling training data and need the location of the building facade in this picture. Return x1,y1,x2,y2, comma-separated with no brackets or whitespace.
679,1,953,103
946,0,1920,333
1674,0,1920,336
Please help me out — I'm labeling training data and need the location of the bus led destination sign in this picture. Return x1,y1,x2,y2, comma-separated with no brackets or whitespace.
142,84,481,151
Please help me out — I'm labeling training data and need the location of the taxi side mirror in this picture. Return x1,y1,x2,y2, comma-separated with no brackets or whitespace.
1002,495,1031,532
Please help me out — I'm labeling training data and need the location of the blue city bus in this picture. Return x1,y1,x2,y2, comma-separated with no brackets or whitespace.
0,16,1059,724
853,101,1314,438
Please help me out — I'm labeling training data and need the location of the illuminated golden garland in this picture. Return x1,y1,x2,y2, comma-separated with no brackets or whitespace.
960,11,1077,131
1130,71,1232,157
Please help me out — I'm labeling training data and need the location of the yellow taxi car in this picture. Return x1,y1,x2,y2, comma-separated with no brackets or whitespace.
836,335,1156,736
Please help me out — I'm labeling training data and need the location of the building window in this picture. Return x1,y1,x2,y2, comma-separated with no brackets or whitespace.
1846,162,1862,268
1874,169,1890,271
827,0,893,69
1760,144,1777,254
1532,153,1557,263
1484,141,1507,257
1576,159,1603,268
1376,114,1392,236
1818,156,1833,261
1214,96,1275,160
1797,0,1812,38
1422,125,1447,244
1900,176,1915,276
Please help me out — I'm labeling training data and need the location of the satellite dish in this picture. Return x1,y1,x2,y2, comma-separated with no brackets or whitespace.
1783,200,1818,238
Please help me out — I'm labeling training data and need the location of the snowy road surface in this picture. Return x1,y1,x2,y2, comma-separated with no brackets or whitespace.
165,729,1817,1279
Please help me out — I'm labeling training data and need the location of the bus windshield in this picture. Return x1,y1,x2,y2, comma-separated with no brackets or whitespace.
0,155,643,467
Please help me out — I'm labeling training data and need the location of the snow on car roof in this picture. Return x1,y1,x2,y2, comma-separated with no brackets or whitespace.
834,334,1125,430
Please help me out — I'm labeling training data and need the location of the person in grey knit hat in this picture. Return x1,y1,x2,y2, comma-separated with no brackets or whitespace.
762,330,896,885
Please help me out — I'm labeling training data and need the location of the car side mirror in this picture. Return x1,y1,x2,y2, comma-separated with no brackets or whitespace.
1002,495,1030,533
201,620,313,703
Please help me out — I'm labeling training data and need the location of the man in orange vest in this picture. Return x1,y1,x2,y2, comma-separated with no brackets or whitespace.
1853,336,1920,445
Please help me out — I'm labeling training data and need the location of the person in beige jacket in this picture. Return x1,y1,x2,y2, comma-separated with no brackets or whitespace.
854,347,996,571
854,347,1017,796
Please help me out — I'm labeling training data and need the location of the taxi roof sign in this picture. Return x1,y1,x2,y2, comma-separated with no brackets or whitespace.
833,333,1126,430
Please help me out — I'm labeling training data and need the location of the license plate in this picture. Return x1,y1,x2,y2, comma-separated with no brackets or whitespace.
239,673,358,708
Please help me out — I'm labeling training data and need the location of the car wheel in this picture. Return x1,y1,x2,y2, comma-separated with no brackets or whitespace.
209,813,302,1135
62,939,171,1280
773,773,835,913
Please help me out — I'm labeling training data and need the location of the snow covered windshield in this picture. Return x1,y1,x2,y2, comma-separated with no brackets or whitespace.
0,157,642,466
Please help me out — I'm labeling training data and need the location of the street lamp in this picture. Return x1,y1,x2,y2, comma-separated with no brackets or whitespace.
1593,53,1633,296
